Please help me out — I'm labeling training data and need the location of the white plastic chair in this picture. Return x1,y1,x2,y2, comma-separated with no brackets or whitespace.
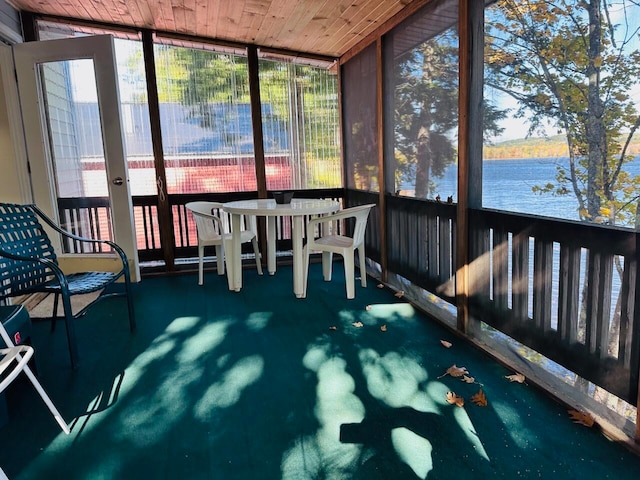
0,321,70,435
186,201,263,285
303,204,375,299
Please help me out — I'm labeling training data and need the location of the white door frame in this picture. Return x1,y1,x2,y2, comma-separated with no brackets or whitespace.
13,35,140,280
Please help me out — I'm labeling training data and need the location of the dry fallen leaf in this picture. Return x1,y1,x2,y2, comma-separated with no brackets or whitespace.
440,340,453,348
461,375,476,384
446,391,465,407
352,321,364,328
505,373,526,384
568,409,595,427
329,326,337,331
380,324,387,332
471,389,488,407
365,305,372,311
394,290,405,298
438,364,469,378
377,283,384,289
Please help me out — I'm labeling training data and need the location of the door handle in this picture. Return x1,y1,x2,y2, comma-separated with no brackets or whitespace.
112,177,124,186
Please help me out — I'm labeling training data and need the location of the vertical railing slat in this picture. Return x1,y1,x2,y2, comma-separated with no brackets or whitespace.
512,231,529,320
533,239,553,332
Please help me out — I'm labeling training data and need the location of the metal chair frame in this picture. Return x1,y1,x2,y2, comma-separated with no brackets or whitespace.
0,203,135,369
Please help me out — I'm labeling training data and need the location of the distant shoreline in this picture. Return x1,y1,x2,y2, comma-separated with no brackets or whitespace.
484,135,640,160
482,156,566,161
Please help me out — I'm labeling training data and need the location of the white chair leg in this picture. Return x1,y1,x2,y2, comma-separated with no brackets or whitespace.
0,327,70,435
251,237,263,275
358,245,367,287
344,253,355,299
215,244,225,275
23,365,70,434
302,245,309,298
322,252,333,281
198,245,205,285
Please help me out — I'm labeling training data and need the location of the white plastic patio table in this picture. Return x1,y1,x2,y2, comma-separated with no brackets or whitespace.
222,198,340,298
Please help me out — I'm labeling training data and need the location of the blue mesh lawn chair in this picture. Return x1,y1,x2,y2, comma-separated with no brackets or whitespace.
0,203,135,369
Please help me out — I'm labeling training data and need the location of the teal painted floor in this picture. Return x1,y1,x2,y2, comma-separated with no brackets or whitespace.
1,263,639,479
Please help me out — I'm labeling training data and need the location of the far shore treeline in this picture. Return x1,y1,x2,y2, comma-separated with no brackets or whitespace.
484,134,640,160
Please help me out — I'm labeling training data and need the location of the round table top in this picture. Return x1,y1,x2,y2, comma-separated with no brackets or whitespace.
223,198,340,216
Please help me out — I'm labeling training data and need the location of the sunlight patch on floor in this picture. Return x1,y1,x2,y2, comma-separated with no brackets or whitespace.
452,405,490,461
281,343,364,479
391,427,433,478
359,348,438,413
245,311,272,331
364,303,416,320
194,354,264,416
491,399,539,450
177,320,230,363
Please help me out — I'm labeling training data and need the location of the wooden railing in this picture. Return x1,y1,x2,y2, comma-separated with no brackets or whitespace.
57,193,640,406
57,188,345,263
385,194,457,304
468,208,639,405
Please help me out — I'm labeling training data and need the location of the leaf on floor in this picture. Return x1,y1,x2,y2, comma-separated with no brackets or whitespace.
568,409,595,427
471,389,488,407
438,364,469,378
380,324,387,332
352,321,364,328
394,290,405,298
377,283,384,289
440,340,453,348
461,375,477,384
505,373,526,384
446,391,465,407
365,305,372,311
329,325,337,331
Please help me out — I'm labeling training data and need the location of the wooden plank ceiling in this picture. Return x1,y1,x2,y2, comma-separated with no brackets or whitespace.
11,0,422,58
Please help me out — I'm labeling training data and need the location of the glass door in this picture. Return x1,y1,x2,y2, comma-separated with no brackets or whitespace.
13,35,139,280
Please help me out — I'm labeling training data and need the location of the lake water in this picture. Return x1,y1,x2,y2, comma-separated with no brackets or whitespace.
424,156,640,322
430,156,640,225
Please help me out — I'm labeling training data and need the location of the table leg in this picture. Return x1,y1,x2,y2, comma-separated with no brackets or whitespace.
292,215,304,298
267,216,276,275
227,213,243,292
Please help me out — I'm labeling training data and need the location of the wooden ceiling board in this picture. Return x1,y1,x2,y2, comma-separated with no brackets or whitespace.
182,0,199,36
321,0,402,54
131,0,155,27
12,0,425,58
45,0,83,20
77,0,107,25
203,0,221,39
215,0,248,41
243,0,272,44
253,0,291,48
154,0,176,34
299,0,402,55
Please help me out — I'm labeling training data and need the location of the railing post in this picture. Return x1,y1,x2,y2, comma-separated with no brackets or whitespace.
635,230,640,443
457,0,483,334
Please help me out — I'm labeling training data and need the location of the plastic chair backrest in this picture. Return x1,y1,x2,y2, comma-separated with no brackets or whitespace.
186,201,255,237
348,204,374,246
0,203,58,300
186,201,225,240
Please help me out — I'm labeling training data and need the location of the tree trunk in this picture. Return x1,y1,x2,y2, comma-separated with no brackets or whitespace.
585,0,605,219
414,125,432,198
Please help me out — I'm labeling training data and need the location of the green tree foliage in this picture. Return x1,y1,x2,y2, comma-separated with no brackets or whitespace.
485,0,640,226
393,29,459,198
